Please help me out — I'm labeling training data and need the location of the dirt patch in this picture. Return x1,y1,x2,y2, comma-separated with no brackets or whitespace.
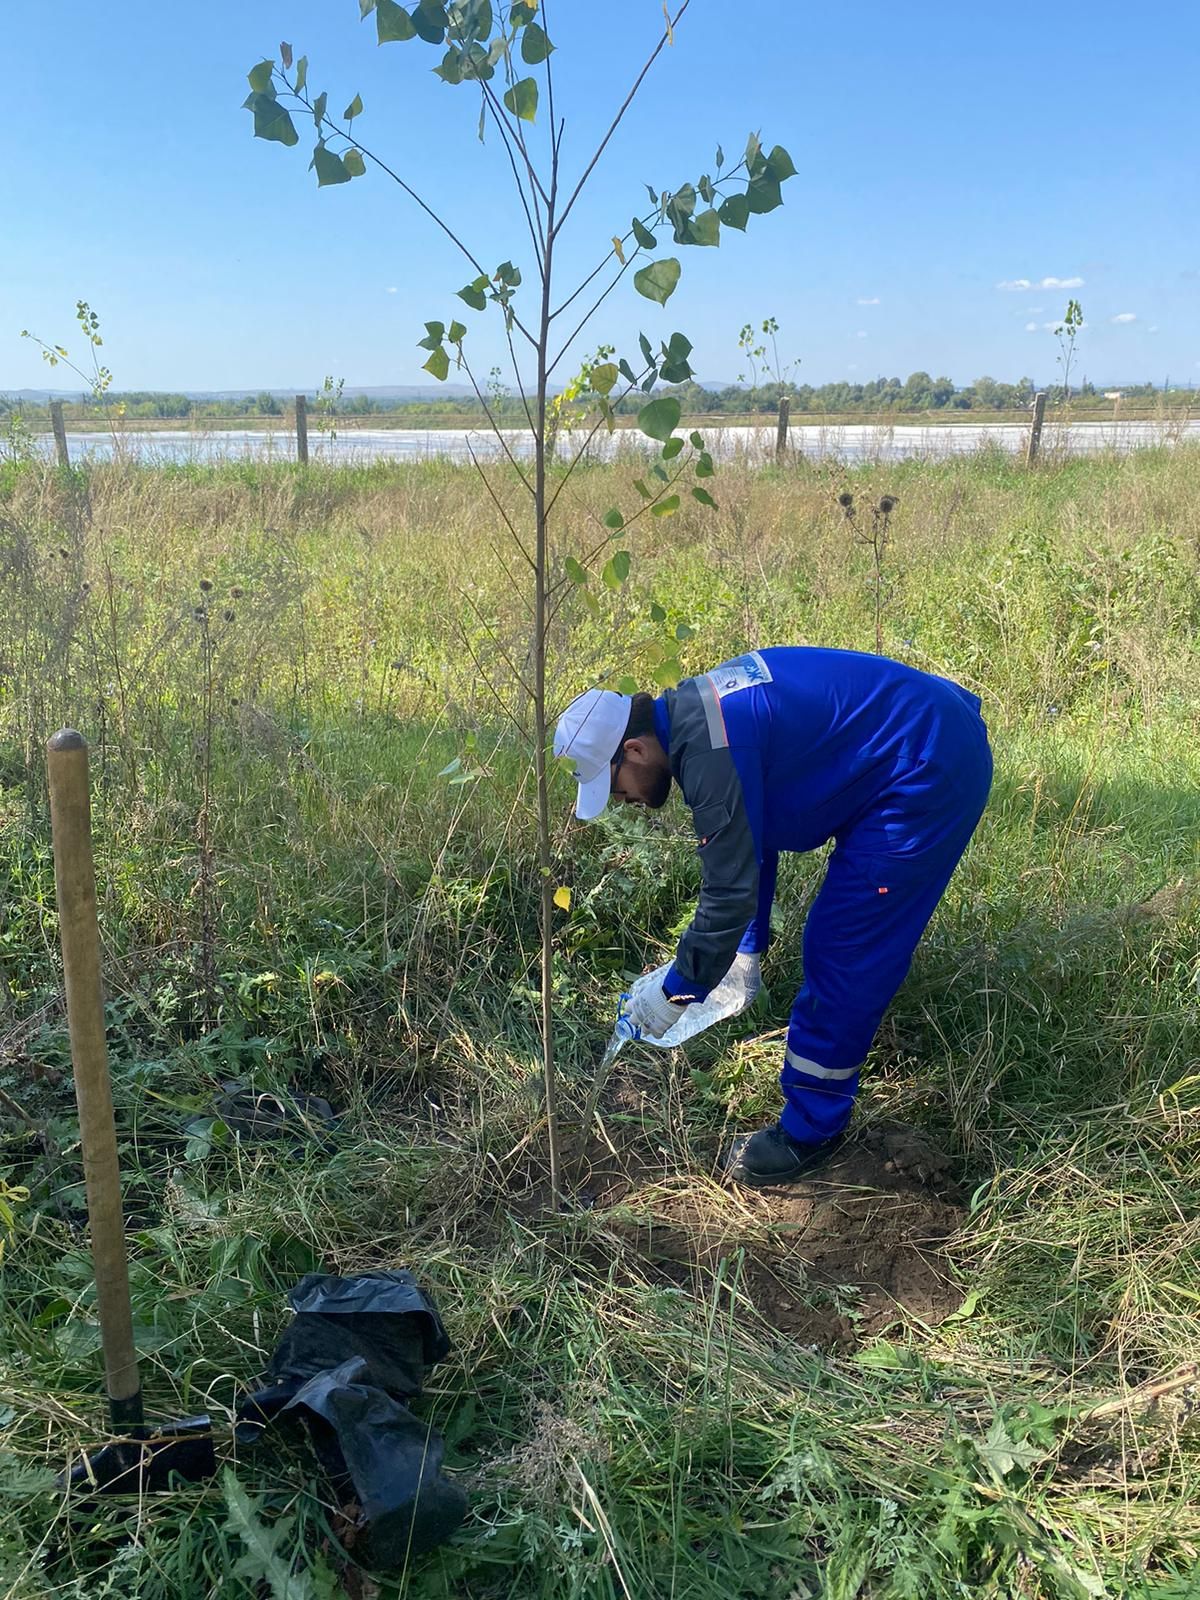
596,1122,967,1349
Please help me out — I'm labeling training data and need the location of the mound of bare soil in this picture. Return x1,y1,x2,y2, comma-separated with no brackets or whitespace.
579,1122,967,1349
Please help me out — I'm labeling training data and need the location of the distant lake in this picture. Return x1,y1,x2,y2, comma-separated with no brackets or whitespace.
36,417,1200,467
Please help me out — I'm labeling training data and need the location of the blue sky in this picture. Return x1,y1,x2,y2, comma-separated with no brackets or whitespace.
3,1,1196,392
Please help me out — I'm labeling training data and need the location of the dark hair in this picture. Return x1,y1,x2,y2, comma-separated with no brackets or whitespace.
622,691,656,743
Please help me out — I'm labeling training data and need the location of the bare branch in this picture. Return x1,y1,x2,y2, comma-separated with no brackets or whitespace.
481,86,546,271
455,350,537,493
463,435,537,575
552,0,691,240
547,255,635,380
282,77,542,347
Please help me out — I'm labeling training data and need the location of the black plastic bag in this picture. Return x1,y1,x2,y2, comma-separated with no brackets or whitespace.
237,1271,466,1566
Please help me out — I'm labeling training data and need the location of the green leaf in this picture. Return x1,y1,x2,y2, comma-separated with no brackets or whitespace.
651,495,681,517
312,144,352,185
940,1290,982,1325
591,362,618,397
661,437,684,460
689,208,720,247
447,319,467,342
698,174,715,205
458,41,494,80
457,275,489,310
747,176,783,214
496,260,522,286
224,1469,321,1600
247,60,274,94
765,143,797,181
637,396,681,442
650,463,669,483
618,358,639,387
437,757,462,777
616,675,639,695
632,217,657,251
976,1417,1047,1480
503,76,538,122
602,507,624,531
689,431,704,449
417,321,445,350
649,601,667,623
652,657,682,688
411,0,448,43
634,478,651,499
692,486,717,509
294,56,308,93
343,93,363,120
312,91,328,126
422,346,450,381
695,451,715,478
715,143,724,169
377,0,417,42
718,193,749,231
745,130,762,165
521,21,553,61
342,148,366,177
580,588,600,616
461,0,493,39
434,47,464,83
249,94,299,146
510,1,537,23
359,0,377,14
564,556,587,584
602,552,631,589
633,257,681,306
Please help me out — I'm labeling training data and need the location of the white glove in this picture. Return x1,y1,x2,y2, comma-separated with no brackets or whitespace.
625,970,691,1041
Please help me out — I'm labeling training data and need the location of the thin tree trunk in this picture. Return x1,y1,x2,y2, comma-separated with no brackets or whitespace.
534,161,562,1203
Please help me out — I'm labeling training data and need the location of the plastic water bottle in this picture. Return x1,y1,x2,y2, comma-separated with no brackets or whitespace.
611,950,762,1052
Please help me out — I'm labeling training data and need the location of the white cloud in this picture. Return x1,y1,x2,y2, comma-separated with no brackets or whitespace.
385,286,398,294
1111,312,1137,324
997,275,1084,291
856,296,881,305
1148,324,1160,334
856,330,868,339
1025,322,1039,332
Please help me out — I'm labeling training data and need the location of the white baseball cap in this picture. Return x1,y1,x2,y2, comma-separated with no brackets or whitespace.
553,688,632,819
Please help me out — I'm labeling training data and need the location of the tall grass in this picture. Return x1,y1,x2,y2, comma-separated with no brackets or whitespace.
1,449,1199,1598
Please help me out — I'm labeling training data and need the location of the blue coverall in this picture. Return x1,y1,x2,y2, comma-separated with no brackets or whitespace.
652,648,993,1143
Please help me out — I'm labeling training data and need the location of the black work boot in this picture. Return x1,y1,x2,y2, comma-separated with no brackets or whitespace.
728,1122,843,1187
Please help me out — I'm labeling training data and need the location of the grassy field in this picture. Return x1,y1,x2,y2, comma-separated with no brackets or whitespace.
1,447,1199,1598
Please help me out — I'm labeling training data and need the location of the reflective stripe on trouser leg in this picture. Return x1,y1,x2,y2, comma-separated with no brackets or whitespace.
779,1047,860,1145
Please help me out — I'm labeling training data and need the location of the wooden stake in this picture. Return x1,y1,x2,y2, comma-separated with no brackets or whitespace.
295,394,309,465
46,730,142,1428
49,400,70,469
1026,390,1047,466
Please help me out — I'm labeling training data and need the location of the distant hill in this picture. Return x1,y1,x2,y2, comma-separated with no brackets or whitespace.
4,384,480,402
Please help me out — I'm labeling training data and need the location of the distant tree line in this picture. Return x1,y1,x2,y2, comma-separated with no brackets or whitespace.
2,374,1194,427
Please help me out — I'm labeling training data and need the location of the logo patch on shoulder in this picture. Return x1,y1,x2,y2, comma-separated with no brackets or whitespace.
707,651,773,697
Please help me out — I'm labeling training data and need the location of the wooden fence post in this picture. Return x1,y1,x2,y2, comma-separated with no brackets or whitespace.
775,395,790,461
1025,390,1047,466
295,394,309,466
49,400,70,469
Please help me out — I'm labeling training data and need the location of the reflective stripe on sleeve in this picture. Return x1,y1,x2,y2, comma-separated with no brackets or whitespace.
695,674,729,750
